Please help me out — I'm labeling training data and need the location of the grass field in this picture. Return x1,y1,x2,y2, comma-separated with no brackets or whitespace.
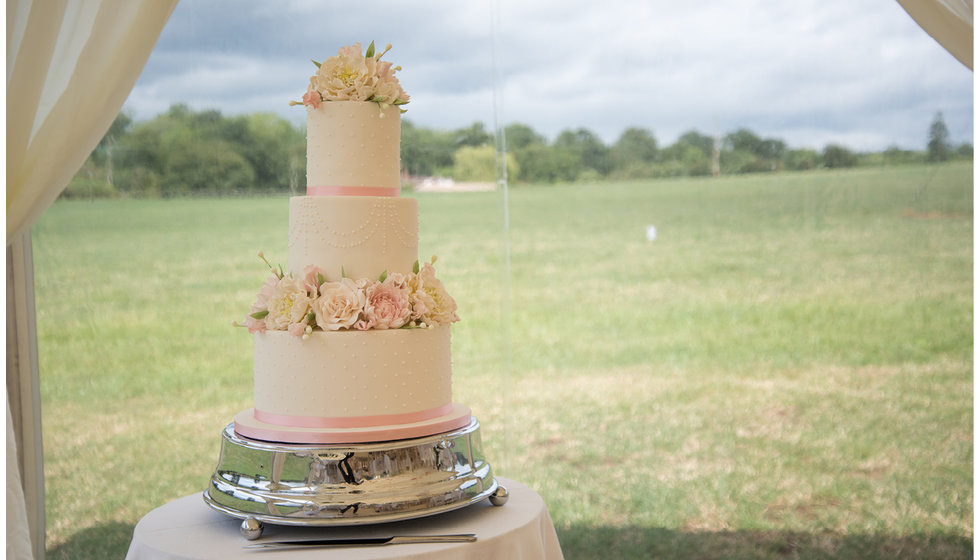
32,162,972,558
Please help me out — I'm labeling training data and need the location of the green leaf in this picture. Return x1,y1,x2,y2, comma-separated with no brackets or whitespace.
341,266,346,278
250,310,269,320
311,59,321,68
379,270,388,283
306,312,316,323
317,272,326,286
365,41,376,58
412,260,420,274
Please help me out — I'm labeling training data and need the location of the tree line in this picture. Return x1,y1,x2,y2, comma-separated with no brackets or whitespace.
65,105,971,198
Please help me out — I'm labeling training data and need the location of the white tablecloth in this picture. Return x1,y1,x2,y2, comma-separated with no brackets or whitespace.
126,478,563,559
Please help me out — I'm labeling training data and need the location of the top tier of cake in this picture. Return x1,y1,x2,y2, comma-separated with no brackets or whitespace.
306,102,401,197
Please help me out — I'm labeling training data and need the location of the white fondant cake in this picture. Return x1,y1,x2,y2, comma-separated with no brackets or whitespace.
306,102,401,194
233,43,471,444
288,195,417,282
252,327,452,423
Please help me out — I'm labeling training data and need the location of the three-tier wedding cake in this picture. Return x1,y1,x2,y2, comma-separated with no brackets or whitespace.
231,42,472,445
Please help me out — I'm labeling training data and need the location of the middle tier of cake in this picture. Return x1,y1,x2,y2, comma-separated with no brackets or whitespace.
289,195,418,282
235,326,472,444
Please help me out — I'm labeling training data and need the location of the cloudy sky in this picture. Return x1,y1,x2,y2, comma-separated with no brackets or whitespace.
126,0,973,152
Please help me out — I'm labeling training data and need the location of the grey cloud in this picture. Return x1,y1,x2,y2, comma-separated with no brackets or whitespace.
127,0,972,151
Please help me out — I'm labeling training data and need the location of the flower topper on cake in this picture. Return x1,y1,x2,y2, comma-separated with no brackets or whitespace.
237,252,458,338
291,41,410,113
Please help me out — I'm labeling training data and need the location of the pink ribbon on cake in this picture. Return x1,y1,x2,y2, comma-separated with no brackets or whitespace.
254,403,455,429
307,185,400,197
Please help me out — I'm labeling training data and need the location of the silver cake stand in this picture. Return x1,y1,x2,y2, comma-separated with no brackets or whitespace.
203,417,507,539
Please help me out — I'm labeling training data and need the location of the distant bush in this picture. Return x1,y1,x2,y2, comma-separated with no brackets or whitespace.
823,144,858,168
783,149,821,171
66,104,972,197
452,145,518,182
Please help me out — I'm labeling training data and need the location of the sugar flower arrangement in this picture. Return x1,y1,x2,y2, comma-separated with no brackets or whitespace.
238,252,458,338
292,41,410,112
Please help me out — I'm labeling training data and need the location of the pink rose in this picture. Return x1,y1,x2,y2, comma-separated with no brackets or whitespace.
312,277,366,331
244,273,278,333
287,322,308,337
301,265,327,295
251,273,279,313
302,85,321,108
363,273,411,330
245,316,266,334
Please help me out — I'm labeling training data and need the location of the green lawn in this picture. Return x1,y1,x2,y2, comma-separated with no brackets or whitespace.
32,163,973,558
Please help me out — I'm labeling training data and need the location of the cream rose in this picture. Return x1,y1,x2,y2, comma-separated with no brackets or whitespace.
313,43,379,102
264,275,313,331
410,263,459,326
301,42,409,107
313,277,366,331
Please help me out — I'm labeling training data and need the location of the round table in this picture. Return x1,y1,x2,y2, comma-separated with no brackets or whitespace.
125,478,564,559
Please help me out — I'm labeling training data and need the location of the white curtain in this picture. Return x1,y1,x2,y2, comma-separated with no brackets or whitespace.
6,1,178,558
896,0,974,69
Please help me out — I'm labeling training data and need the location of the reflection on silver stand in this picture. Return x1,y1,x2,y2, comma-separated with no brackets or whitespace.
203,418,507,539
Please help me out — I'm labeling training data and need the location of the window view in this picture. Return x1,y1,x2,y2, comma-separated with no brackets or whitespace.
18,1,972,558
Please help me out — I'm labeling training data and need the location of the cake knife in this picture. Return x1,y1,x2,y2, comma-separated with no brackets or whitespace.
243,534,477,550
